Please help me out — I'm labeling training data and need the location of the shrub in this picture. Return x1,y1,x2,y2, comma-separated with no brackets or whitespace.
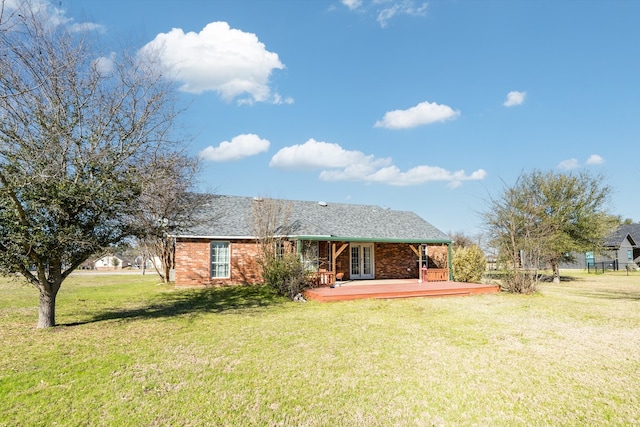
500,271,537,294
261,253,313,299
452,245,486,283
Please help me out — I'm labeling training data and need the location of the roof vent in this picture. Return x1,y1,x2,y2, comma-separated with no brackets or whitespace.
318,201,328,207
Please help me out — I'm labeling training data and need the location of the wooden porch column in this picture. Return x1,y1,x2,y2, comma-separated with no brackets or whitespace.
331,242,349,278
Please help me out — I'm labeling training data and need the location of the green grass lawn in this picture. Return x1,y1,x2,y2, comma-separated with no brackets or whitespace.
1,271,639,426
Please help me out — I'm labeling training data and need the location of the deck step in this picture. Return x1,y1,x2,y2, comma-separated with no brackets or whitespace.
304,282,499,302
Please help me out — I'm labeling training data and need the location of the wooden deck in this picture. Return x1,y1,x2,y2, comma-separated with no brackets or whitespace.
304,279,499,302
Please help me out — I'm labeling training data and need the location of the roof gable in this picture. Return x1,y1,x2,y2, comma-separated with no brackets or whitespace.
177,195,450,243
605,223,640,248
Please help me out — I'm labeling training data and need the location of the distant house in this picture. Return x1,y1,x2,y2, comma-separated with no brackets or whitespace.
93,254,124,271
172,195,452,287
562,223,640,270
597,223,640,270
134,255,162,271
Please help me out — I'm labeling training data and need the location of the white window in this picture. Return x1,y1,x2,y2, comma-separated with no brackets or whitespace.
210,241,230,278
274,240,286,259
301,241,319,271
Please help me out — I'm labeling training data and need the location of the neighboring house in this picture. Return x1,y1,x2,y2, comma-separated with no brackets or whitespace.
561,223,640,270
134,255,162,271
93,254,124,270
172,195,452,287
597,223,640,270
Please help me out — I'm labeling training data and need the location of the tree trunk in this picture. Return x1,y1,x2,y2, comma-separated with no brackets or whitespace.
161,237,174,283
163,262,171,283
37,287,58,328
552,261,561,283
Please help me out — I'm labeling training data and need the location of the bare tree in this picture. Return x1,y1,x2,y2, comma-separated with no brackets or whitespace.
136,153,209,283
449,231,475,250
0,2,184,327
251,197,293,264
251,197,310,298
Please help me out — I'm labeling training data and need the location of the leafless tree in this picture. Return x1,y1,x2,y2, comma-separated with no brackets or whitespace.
136,153,209,283
251,197,293,263
449,231,475,250
251,197,310,298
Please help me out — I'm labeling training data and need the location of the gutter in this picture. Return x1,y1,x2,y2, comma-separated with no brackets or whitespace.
172,234,451,245
290,235,452,244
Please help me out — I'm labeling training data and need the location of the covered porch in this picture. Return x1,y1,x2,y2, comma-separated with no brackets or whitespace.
304,278,500,302
299,240,454,286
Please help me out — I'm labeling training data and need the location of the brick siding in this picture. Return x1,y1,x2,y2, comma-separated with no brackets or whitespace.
175,239,450,286
332,242,450,281
175,238,262,287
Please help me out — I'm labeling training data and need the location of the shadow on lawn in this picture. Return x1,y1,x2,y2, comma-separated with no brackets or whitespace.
64,285,284,327
569,289,640,301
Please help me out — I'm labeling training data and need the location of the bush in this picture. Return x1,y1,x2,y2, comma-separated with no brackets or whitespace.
500,271,537,294
452,245,486,283
261,253,313,299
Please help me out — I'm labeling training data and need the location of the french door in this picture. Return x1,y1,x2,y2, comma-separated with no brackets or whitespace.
350,243,374,279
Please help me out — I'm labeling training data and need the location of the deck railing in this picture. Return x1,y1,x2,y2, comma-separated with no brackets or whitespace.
423,268,449,282
311,270,335,286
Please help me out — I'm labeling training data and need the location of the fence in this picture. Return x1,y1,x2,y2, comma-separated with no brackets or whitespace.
587,260,638,273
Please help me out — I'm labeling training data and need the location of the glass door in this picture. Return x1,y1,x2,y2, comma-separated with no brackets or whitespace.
350,243,374,279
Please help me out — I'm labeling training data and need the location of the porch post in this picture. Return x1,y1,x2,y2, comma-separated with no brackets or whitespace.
422,244,429,283
419,245,423,283
447,242,453,281
331,242,336,277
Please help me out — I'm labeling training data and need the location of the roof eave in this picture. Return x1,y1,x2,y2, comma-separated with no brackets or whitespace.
172,234,256,240
290,235,451,244
173,234,451,244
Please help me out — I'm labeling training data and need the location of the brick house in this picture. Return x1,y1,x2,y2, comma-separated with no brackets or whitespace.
173,195,452,287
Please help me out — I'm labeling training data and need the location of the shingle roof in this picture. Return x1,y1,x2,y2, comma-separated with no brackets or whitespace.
604,223,640,247
175,195,450,243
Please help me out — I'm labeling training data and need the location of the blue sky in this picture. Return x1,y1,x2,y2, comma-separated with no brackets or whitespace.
26,0,640,235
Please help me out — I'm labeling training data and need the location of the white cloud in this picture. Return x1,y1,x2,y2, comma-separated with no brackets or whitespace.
341,0,363,10
558,154,605,170
92,53,116,76
340,0,428,28
376,1,428,28
269,139,388,170
503,90,527,107
557,158,579,170
374,100,460,129
140,22,288,104
322,164,486,187
586,154,604,165
68,22,106,33
270,139,485,187
5,0,103,32
200,134,270,162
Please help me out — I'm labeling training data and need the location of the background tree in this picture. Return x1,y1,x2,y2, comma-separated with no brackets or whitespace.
0,2,183,327
483,170,617,292
136,153,210,283
251,197,311,299
449,231,475,250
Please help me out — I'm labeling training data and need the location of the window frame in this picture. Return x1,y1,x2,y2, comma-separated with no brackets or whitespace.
210,241,231,279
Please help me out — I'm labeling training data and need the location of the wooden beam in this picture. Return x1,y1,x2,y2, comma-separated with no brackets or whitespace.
335,243,348,258
409,244,419,257
331,243,349,277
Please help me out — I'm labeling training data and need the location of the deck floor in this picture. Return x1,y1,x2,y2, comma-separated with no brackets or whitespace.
304,279,499,302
